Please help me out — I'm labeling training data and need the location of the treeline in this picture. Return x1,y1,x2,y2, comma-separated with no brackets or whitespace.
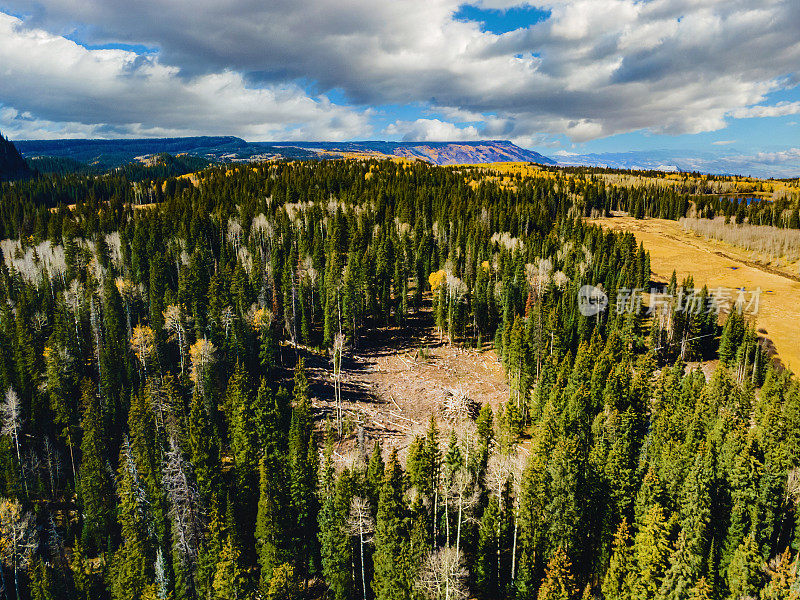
693,196,800,230
0,159,794,600
681,217,800,264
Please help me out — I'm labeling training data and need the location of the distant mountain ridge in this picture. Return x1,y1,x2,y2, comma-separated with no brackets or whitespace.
14,136,314,170
267,140,557,165
13,136,556,170
555,149,800,179
0,132,31,181
11,136,799,178
392,140,555,165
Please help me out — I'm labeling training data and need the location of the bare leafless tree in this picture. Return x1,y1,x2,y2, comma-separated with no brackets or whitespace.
189,338,217,396
486,451,513,576
1,389,26,496
250,214,275,261
162,442,204,577
221,306,235,342
43,436,60,501
22,448,42,499
509,452,526,581
416,546,468,600
0,498,37,600
131,325,156,380
348,496,374,600
787,468,800,505
63,279,84,353
163,304,190,376
681,216,800,265
227,218,244,255
89,296,104,398
333,332,345,437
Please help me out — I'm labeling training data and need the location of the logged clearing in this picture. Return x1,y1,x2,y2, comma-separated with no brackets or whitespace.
302,307,509,456
593,214,800,372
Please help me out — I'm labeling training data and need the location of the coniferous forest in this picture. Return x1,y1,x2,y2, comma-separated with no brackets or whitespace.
0,159,797,600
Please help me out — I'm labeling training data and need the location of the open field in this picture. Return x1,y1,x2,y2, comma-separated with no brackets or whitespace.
592,213,800,372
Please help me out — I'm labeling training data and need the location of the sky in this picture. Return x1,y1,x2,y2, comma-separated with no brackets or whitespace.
1,0,799,175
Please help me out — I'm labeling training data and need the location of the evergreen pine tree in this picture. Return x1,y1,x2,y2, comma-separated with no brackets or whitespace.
319,467,354,600
110,445,151,600
634,504,670,600
603,519,634,600
288,359,320,577
727,532,764,599
475,497,500,598
78,378,114,552
537,546,576,600
372,450,410,600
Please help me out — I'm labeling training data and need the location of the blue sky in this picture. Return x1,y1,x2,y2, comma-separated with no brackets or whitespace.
453,5,552,33
0,0,799,175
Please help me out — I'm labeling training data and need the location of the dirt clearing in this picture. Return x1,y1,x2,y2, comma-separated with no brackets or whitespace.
301,307,510,456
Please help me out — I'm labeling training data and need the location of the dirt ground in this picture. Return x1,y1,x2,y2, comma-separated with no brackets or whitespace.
592,213,800,372
300,306,510,457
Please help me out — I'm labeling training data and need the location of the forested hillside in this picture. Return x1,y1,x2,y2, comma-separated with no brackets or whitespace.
0,159,796,600
0,134,30,182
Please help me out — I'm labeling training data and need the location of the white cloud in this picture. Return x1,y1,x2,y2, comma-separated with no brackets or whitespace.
429,106,489,123
559,147,800,178
712,140,737,145
0,0,799,142
741,148,800,165
383,119,481,142
0,13,371,140
729,101,800,119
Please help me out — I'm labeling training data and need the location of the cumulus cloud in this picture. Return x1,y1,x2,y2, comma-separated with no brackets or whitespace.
741,148,800,165
0,0,799,142
729,101,800,119
712,148,800,177
383,119,481,142
0,13,371,140
558,147,800,178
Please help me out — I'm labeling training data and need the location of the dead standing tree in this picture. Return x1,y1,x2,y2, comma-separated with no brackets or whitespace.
162,441,204,588
131,325,156,382
1,389,26,496
486,451,513,578
0,498,37,600
453,423,479,555
63,279,85,354
509,451,526,582
189,338,217,398
333,332,345,437
163,304,191,377
416,546,468,600
348,496,374,600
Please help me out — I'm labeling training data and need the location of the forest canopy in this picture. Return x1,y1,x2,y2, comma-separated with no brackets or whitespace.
0,158,796,600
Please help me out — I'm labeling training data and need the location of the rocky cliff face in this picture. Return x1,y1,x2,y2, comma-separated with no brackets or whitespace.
388,140,556,165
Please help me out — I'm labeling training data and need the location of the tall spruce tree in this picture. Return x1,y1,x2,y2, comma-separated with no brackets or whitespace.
373,450,410,600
